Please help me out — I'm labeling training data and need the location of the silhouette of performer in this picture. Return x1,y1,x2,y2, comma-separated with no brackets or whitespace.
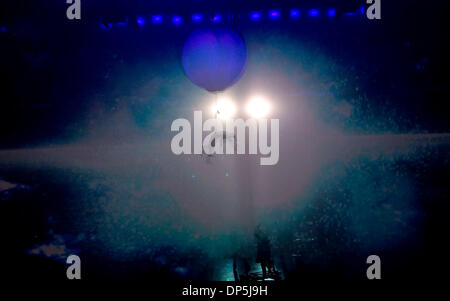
254,225,273,278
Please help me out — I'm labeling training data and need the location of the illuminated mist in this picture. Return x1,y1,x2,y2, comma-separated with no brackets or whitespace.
1,31,449,279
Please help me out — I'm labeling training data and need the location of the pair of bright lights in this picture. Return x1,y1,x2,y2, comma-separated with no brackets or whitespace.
211,97,271,120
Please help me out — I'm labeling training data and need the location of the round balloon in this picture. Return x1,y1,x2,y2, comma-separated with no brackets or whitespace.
182,28,247,92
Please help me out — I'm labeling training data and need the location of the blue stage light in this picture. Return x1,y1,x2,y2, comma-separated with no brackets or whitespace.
116,21,128,27
268,10,280,19
192,14,203,22
250,12,261,20
309,9,320,17
360,5,365,15
172,16,182,24
152,15,163,23
327,9,336,18
290,9,300,18
212,14,222,23
136,17,145,26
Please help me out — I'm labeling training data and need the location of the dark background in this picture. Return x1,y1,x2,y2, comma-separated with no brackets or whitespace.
0,0,449,281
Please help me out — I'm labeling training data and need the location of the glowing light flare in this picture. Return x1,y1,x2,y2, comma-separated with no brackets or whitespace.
152,15,163,24
269,10,281,19
309,9,320,17
192,14,203,22
328,9,336,18
172,16,182,24
136,17,145,26
290,9,300,18
212,14,222,23
247,97,271,118
211,97,237,120
250,12,261,20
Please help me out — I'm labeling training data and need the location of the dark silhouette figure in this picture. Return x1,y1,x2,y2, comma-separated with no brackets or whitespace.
233,254,239,281
232,245,252,281
254,225,273,279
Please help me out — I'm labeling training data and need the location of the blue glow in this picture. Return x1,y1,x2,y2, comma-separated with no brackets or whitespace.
360,5,365,15
309,9,320,17
172,16,182,24
136,17,145,26
192,14,202,22
268,10,280,19
212,14,222,23
327,9,336,18
116,21,128,27
152,15,163,24
290,9,300,18
250,11,261,20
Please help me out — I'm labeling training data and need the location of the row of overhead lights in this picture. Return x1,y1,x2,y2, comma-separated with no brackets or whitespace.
101,7,365,28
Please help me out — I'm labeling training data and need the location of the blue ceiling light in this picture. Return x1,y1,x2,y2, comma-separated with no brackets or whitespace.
268,10,280,19
192,14,203,22
309,9,320,17
211,14,222,23
116,21,128,27
250,11,261,21
290,9,300,18
152,15,163,23
327,9,336,18
136,17,145,26
172,15,182,24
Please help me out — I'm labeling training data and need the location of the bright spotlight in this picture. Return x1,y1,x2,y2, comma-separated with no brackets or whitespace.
290,9,300,18
247,97,271,118
212,97,236,120
172,16,183,24
192,14,203,22
268,10,281,19
152,15,163,24
211,14,222,23
136,17,145,26
309,9,320,17
327,9,336,18
250,12,261,21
